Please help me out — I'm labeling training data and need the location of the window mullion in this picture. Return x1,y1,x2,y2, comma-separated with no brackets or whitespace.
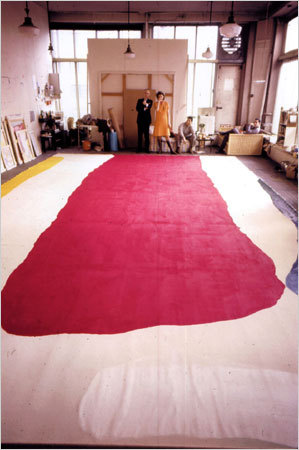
87,62,89,114
194,26,198,60
192,27,199,118
192,63,196,118
72,31,80,119
74,62,80,119
53,61,61,112
73,29,76,58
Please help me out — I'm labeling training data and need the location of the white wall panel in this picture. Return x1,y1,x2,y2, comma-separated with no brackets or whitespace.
102,74,123,93
126,74,148,90
88,39,188,131
151,74,173,93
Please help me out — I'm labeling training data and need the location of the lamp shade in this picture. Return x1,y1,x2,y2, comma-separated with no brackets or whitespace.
220,22,242,38
18,16,40,35
124,43,136,58
202,46,213,59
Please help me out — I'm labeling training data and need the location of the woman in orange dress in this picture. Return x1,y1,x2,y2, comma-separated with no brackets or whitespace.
153,91,176,154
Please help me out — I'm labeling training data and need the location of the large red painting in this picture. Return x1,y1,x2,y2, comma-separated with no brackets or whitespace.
1,155,284,336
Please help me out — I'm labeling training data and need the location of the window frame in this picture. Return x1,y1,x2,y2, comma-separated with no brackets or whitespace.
51,24,218,122
51,27,142,119
153,24,218,118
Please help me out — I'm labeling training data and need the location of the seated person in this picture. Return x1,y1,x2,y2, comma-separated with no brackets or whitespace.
176,116,196,154
96,118,112,150
217,118,261,153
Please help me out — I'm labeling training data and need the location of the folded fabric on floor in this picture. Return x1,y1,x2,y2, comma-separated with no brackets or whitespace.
1,154,284,336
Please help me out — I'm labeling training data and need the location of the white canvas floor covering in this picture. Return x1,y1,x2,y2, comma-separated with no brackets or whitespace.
1,153,298,449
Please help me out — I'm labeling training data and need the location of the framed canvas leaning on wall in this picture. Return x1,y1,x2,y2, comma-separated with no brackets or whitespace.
1,119,17,170
16,129,35,163
1,145,17,170
29,131,42,157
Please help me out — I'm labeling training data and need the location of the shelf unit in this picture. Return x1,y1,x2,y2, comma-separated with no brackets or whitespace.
277,108,298,148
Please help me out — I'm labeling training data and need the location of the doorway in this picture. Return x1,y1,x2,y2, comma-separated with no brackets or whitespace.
100,73,174,150
214,65,241,130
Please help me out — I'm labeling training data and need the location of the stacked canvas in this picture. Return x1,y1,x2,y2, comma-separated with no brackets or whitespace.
1,115,42,171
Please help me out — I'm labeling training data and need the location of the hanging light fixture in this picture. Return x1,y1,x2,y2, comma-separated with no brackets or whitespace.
18,1,40,36
202,46,213,59
202,1,214,59
220,1,242,38
124,1,136,58
47,1,54,55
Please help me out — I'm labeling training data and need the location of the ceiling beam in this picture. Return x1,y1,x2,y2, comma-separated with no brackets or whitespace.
49,11,273,25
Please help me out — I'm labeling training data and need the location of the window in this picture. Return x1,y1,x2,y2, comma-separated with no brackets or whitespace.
52,26,217,123
272,17,298,134
194,63,216,111
196,26,218,59
175,26,196,59
75,30,96,58
273,60,298,133
187,63,195,116
56,62,77,121
153,26,175,39
97,30,118,38
51,30,74,58
52,29,141,121
77,62,89,117
119,30,142,39
285,16,298,52
153,25,218,119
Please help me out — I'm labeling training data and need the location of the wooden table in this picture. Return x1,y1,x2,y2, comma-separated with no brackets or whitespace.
196,135,215,152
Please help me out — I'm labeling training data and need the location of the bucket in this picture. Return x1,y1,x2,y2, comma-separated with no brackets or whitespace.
109,131,118,151
82,140,91,151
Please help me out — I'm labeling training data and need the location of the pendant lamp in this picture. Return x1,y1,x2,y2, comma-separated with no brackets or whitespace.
124,1,136,58
47,2,54,55
18,1,40,36
220,1,242,38
202,47,213,59
202,1,213,59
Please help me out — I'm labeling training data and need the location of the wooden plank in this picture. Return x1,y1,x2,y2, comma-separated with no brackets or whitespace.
102,92,123,96
108,107,124,149
101,74,109,83
165,74,174,85
278,49,298,61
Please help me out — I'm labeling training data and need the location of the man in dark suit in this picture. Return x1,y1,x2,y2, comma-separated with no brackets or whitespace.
136,89,153,153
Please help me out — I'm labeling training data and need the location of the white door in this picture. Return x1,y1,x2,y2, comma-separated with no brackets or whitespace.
214,65,242,130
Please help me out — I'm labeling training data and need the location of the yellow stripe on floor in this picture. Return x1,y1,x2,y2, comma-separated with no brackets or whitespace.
1,156,64,197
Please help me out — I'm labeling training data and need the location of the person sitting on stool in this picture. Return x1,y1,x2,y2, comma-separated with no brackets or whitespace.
176,116,196,154
217,118,261,153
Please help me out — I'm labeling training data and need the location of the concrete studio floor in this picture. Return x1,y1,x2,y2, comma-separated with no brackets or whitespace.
1,148,298,449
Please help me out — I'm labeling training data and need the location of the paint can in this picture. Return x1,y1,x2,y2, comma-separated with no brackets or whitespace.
82,140,91,151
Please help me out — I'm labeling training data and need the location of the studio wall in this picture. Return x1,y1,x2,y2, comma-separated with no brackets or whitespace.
1,1,52,135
